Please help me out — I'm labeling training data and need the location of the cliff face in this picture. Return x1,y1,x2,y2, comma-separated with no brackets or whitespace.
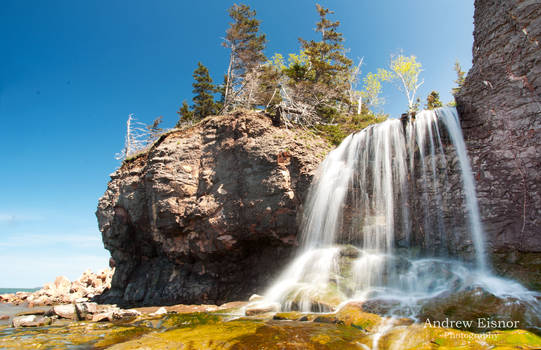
457,0,541,288
96,112,331,306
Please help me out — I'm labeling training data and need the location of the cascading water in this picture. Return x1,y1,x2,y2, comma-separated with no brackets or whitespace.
257,107,540,331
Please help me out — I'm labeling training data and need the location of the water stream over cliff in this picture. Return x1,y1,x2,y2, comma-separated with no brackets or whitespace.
257,107,540,330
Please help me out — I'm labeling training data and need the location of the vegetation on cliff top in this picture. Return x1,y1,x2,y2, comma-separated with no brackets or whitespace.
117,3,467,159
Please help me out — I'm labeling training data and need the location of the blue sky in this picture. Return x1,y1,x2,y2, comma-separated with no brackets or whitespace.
0,0,474,287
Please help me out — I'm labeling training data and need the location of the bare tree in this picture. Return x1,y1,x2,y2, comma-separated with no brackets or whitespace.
116,114,164,161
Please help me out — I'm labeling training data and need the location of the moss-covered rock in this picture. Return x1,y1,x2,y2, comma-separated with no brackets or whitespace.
0,321,152,349
379,324,541,350
335,302,383,332
1,305,540,349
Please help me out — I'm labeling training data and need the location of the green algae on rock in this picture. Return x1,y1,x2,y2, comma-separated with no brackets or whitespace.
1,306,541,349
0,321,153,349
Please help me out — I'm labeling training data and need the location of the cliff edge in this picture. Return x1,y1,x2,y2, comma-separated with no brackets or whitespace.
96,111,331,306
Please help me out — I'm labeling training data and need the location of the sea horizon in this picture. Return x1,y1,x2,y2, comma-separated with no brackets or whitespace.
0,288,40,294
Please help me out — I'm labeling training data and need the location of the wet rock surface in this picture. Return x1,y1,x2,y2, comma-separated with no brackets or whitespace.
1,302,539,349
96,112,331,306
418,287,541,334
11,315,52,328
456,0,541,288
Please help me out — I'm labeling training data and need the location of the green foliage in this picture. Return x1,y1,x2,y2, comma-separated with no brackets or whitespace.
176,62,220,127
425,90,443,109
451,59,466,96
316,112,387,146
223,3,267,108
295,4,353,118
176,100,195,126
360,69,392,111
192,62,219,119
256,63,282,107
300,4,353,87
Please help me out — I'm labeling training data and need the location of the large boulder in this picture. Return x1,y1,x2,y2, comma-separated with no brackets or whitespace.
96,112,331,306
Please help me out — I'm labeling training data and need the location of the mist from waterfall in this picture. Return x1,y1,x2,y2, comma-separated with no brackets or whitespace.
260,107,539,321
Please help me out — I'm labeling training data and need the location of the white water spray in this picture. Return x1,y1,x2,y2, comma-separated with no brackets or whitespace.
259,107,535,317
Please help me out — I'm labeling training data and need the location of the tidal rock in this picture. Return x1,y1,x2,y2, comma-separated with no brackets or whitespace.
92,312,113,322
96,112,331,306
12,315,52,328
418,287,541,333
53,304,77,320
15,310,46,317
149,307,167,316
110,309,141,322
245,302,279,316
335,302,383,332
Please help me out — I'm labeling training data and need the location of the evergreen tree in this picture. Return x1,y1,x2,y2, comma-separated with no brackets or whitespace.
295,4,354,120
300,4,353,87
223,3,267,108
192,62,218,119
426,90,443,110
177,100,195,126
451,60,466,96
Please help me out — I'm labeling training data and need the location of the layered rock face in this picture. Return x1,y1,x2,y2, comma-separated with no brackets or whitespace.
457,0,541,288
96,112,331,306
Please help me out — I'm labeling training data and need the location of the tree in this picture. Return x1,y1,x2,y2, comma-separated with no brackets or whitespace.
299,4,353,113
361,69,393,112
451,60,466,96
192,62,218,119
176,100,195,127
300,4,352,86
223,3,267,109
117,114,159,160
269,4,354,125
425,91,443,110
147,116,163,139
389,53,424,113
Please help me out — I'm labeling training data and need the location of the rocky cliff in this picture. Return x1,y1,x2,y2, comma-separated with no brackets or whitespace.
96,112,331,306
457,0,541,288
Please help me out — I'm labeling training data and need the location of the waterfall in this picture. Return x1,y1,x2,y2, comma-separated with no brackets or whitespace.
262,107,495,314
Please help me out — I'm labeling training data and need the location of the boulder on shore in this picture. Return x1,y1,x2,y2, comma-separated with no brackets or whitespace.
12,315,52,328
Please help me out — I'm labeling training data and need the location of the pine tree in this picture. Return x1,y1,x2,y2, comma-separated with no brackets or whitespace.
177,100,195,126
300,5,352,87
192,62,218,119
296,4,353,120
425,91,443,110
451,60,466,96
223,3,267,109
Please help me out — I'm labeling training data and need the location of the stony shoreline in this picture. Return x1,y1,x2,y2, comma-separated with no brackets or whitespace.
0,271,540,348
0,297,540,349
0,268,113,307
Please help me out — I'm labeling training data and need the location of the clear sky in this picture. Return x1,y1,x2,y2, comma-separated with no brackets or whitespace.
0,0,474,287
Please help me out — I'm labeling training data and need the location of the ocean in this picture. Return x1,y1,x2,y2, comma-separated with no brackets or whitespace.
0,288,40,294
